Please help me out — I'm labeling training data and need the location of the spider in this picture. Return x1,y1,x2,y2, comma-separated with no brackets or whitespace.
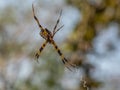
32,4,75,69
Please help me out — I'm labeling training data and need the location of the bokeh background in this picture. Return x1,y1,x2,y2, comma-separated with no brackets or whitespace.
0,0,120,90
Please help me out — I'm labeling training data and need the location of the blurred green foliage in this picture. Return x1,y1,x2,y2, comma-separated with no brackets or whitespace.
1,0,120,90
66,0,120,90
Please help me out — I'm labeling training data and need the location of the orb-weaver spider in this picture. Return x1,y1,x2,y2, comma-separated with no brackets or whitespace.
32,4,75,69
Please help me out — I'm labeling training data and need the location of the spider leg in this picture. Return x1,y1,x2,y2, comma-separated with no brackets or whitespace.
35,41,48,62
32,4,44,31
53,10,62,35
53,25,64,37
51,40,76,69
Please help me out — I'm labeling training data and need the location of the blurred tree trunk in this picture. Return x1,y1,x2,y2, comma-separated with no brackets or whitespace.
66,0,120,90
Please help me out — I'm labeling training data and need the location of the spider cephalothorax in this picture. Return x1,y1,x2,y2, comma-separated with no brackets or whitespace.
40,28,53,43
32,4,75,69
